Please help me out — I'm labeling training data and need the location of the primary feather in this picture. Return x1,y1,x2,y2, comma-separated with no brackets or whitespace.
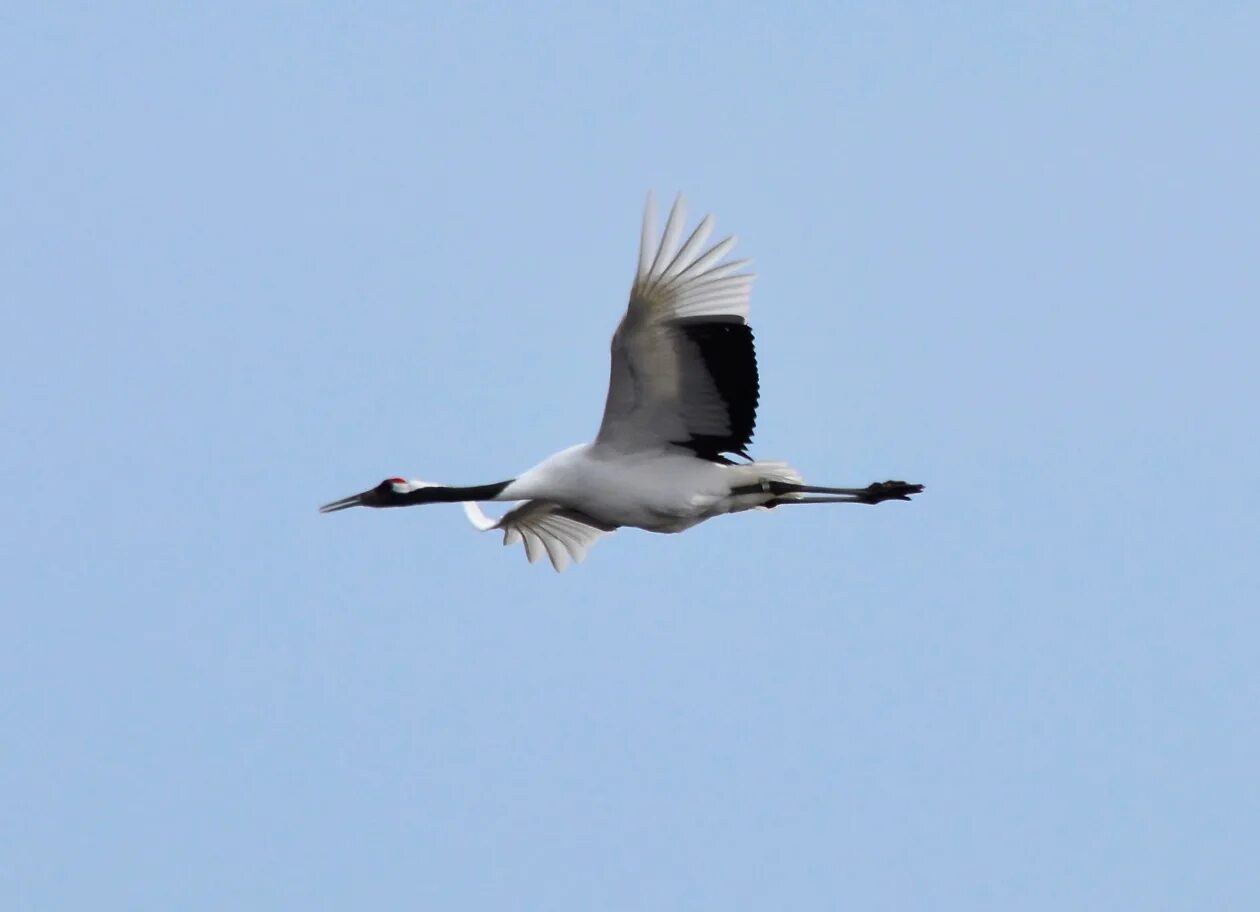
464,499,611,572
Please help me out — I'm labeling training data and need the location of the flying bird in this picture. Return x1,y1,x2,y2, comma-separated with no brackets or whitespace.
321,194,923,570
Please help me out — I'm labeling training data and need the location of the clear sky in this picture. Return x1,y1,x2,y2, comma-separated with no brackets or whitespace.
4,3,1258,909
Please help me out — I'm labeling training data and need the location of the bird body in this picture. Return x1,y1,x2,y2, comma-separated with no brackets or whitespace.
321,193,923,570
497,443,803,534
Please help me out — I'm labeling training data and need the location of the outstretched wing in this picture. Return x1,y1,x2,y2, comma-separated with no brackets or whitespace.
595,193,759,462
463,500,614,572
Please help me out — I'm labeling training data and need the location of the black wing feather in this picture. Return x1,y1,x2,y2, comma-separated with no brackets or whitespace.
669,318,760,462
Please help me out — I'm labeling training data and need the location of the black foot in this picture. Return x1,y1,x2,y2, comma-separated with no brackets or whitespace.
860,480,924,504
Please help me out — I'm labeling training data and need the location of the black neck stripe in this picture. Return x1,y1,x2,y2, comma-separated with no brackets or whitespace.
393,480,512,506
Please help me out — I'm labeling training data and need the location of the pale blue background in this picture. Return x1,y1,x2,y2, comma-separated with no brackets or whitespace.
4,3,1258,909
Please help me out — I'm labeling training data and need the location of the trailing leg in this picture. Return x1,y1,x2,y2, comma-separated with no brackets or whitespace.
734,479,924,505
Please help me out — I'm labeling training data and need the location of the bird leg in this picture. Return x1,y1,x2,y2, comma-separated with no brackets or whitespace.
734,479,924,505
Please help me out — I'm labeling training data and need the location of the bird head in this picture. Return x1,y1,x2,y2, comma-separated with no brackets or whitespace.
319,477,439,512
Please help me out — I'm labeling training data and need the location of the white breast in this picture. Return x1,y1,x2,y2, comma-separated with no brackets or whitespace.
504,444,735,532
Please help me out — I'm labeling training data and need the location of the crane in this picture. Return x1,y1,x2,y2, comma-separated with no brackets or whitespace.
320,193,923,570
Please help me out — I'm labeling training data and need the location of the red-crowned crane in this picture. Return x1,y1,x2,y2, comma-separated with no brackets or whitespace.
320,194,923,570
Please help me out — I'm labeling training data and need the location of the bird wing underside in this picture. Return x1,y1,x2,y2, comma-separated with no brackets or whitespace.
496,500,615,571
595,194,759,462
602,316,759,461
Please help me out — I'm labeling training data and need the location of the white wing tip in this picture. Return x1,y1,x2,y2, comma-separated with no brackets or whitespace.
632,192,754,321
462,501,498,532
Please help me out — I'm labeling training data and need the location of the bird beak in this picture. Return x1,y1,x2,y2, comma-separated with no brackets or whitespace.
319,491,369,513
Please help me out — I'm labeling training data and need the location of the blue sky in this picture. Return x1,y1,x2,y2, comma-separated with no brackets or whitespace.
4,3,1258,909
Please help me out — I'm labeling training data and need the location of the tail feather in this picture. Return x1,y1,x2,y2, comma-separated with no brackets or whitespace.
726,460,806,512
